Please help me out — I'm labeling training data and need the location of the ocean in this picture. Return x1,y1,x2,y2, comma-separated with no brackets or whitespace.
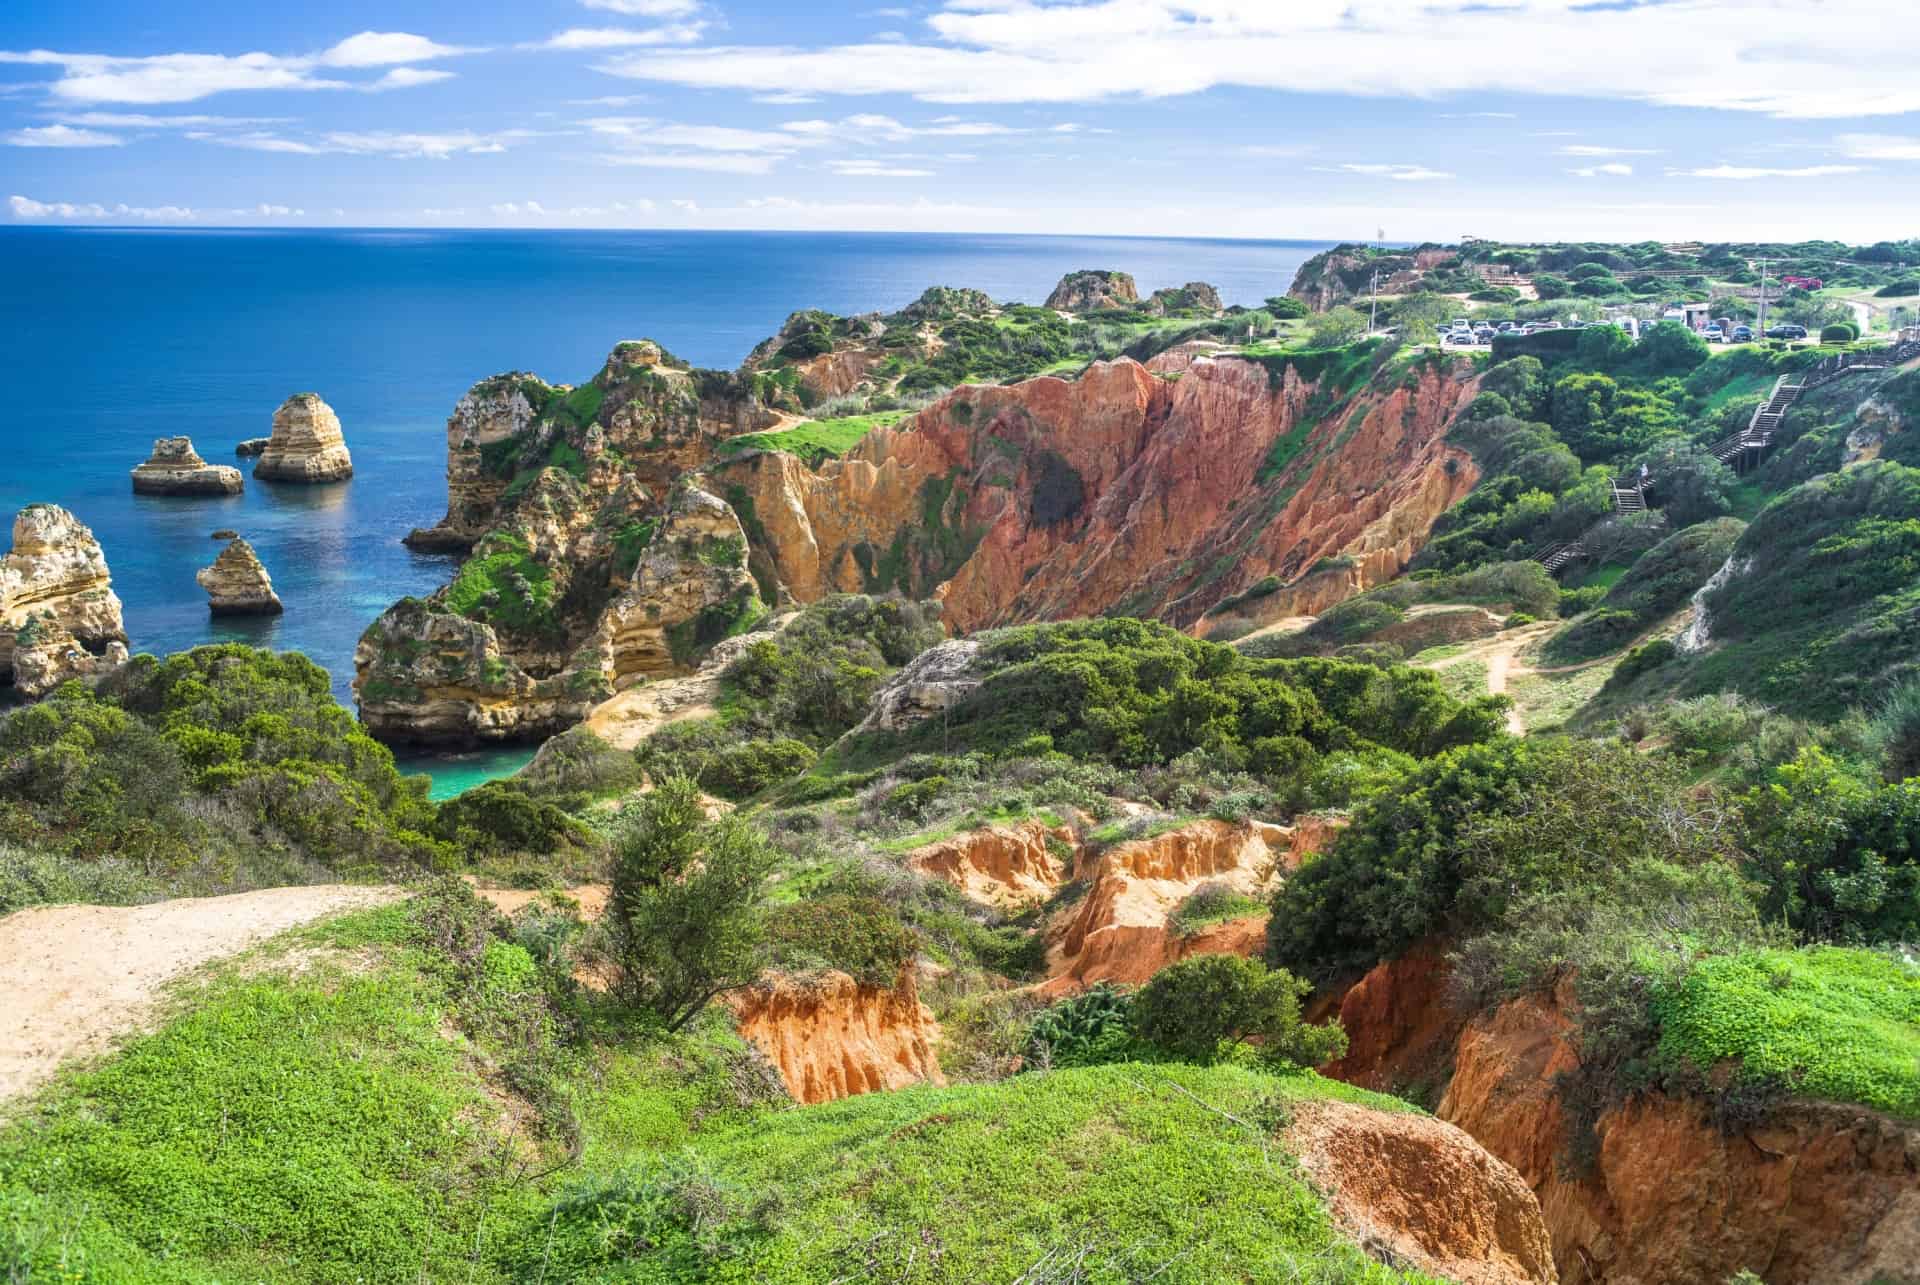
0,227,1332,792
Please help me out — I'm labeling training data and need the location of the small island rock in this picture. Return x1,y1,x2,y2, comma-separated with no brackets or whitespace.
130,437,244,496
196,538,284,615
211,528,239,540
255,394,353,483
234,437,270,458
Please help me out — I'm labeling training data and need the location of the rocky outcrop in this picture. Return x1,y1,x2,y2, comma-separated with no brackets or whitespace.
908,816,1076,906
852,639,983,734
1286,1099,1556,1285
404,374,550,551
195,538,283,615
1290,246,1459,310
0,505,127,694
1040,817,1323,996
1146,281,1222,315
716,354,1478,633
587,483,762,688
234,437,269,458
1317,940,1467,1095
254,394,353,483
130,437,243,496
583,612,794,751
1045,269,1139,313
729,969,944,1105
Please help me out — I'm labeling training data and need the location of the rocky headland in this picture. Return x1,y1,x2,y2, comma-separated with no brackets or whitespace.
254,394,353,483
130,437,244,496
1044,268,1139,312
196,538,283,615
0,504,128,695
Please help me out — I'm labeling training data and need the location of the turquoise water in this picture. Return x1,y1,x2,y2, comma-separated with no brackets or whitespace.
0,228,1331,793
398,744,541,802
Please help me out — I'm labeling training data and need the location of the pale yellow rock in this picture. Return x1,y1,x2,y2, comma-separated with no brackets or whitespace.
130,437,244,496
0,504,128,694
255,394,353,483
196,538,283,615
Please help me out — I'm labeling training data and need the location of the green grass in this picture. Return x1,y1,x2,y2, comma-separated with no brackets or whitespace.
1168,886,1266,937
514,1063,1437,1284
1654,946,1920,1119
1435,658,1490,702
442,532,560,639
874,803,1066,854
1567,563,1629,592
718,411,908,466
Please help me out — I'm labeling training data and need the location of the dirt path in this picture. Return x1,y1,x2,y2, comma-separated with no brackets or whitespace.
0,885,400,1105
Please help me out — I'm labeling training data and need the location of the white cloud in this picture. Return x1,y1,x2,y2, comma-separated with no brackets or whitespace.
9,193,195,220
779,113,1018,143
831,159,935,177
752,91,818,104
1837,133,1920,161
1240,143,1313,159
4,123,123,147
1569,163,1633,177
581,0,702,15
601,150,780,173
318,32,474,67
194,128,531,158
490,200,550,216
365,67,456,91
1558,144,1660,157
1327,163,1453,182
597,1,1920,117
0,30,474,103
540,26,706,50
1670,163,1866,179
193,130,328,154
585,115,829,172
56,111,282,128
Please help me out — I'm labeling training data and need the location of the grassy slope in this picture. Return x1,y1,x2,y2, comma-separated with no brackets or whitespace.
0,903,1433,1285
718,411,909,467
1654,946,1920,1119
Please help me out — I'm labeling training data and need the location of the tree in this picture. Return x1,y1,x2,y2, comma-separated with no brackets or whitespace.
1307,305,1368,348
1632,441,1737,527
606,776,779,1030
1551,372,1682,462
1630,321,1710,378
1575,324,1634,371
1533,274,1572,301
1479,356,1548,420
1131,954,1348,1069
1385,292,1453,343
1263,296,1309,320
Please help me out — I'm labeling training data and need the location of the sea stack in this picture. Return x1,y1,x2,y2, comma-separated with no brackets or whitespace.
255,393,353,483
0,504,129,695
130,437,244,496
196,538,284,615
234,437,269,458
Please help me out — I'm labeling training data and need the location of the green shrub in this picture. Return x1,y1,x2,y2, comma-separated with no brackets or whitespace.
698,739,817,800
1505,612,1536,628
1131,955,1348,1069
1168,881,1265,937
1022,984,1142,1068
1820,323,1856,343
431,780,585,857
763,893,919,987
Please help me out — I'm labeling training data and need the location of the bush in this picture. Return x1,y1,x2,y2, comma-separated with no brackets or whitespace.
698,739,817,801
763,894,918,987
1168,881,1265,936
1820,323,1856,344
1131,955,1347,1069
431,780,584,857
723,595,943,743
607,777,780,1030
1505,612,1536,629
1022,984,1142,1068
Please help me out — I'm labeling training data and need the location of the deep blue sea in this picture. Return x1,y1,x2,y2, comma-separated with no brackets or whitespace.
0,228,1331,792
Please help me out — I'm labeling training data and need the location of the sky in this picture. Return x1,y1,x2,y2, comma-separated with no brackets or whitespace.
2,0,1918,242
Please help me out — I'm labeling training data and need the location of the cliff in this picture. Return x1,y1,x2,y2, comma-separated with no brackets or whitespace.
255,393,353,483
196,538,283,615
1322,954,1920,1284
729,968,945,1105
0,505,128,696
1045,269,1139,312
715,351,1478,632
1289,245,1461,310
130,437,243,496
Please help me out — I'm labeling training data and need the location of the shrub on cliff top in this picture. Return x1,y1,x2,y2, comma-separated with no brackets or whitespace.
1131,955,1348,1070
761,893,919,988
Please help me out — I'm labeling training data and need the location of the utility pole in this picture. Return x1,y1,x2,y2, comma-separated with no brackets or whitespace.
1756,257,1768,336
1368,268,1380,336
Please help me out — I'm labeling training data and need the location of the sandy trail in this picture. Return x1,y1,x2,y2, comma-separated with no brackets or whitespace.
0,884,399,1105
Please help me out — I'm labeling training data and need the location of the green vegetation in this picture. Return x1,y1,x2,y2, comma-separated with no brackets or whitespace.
1169,881,1266,936
443,531,561,641
716,410,908,466
1544,517,1742,662
1131,955,1347,1069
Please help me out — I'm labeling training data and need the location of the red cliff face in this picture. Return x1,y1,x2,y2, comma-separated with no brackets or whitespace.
729,969,945,1106
715,354,1478,631
1323,961,1920,1285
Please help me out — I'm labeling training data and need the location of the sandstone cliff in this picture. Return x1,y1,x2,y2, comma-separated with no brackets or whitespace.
715,352,1478,632
729,968,945,1105
196,538,283,615
130,437,243,496
0,505,128,696
1322,954,1920,1285
255,393,353,483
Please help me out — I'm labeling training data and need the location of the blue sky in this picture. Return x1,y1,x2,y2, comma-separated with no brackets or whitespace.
2,0,1917,240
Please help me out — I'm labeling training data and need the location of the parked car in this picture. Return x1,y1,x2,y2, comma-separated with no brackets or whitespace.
1766,324,1808,340
1731,325,1754,342
1450,318,1471,331
1703,325,1725,343
1496,321,1519,333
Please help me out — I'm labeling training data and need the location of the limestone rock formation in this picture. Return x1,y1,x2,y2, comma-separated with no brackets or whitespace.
254,393,353,483
729,969,945,1105
195,538,283,615
1146,281,1223,315
211,528,239,540
233,437,269,458
1285,1100,1556,1285
852,639,983,734
1045,269,1139,313
130,437,244,496
0,505,128,694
